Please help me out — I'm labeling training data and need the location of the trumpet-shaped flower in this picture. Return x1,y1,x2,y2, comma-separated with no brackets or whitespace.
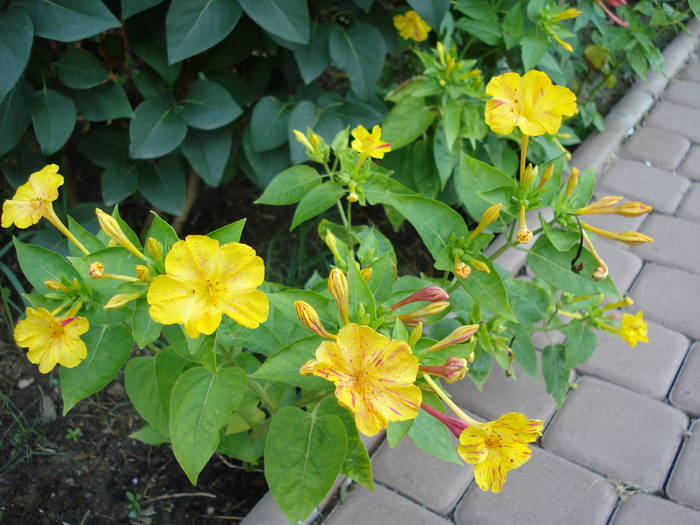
458,413,543,492
617,311,649,348
147,235,269,338
300,323,421,436
485,70,577,136
14,308,89,373
2,164,63,229
351,125,392,160
393,10,431,42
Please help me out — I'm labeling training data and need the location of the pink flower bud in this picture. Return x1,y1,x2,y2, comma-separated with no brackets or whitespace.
390,286,449,310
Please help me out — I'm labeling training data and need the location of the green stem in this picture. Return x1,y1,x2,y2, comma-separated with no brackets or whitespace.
583,61,623,105
346,199,352,231
248,379,278,414
336,200,349,228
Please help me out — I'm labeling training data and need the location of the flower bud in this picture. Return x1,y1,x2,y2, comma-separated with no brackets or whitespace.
583,223,654,245
470,260,490,274
295,300,336,339
592,265,608,281
89,261,105,280
454,259,471,278
347,192,359,203
420,357,469,383
390,286,449,310
360,268,373,282
614,201,653,217
135,265,151,282
470,203,502,239
409,322,423,347
146,237,163,262
324,231,344,263
328,268,350,324
45,280,68,291
521,163,538,189
565,167,579,198
95,208,147,260
103,292,142,309
428,324,480,352
292,129,314,151
397,301,449,325
536,164,555,190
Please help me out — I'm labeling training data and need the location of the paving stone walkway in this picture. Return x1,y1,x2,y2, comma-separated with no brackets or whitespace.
244,26,700,525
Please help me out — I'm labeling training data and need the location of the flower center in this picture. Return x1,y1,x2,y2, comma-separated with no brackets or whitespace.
484,434,501,449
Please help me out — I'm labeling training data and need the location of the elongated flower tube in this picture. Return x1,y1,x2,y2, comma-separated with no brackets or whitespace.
103,292,143,310
146,237,163,262
328,268,350,325
95,208,148,261
300,323,421,436
295,300,336,340
516,203,533,244
428,324,480,352
469,204,502,239
595,0,629,27
565,167,579,198
393,10,431,41
389,286,449,310
582,223,654,245
577,198,652,217
550,7,582,22
397,301,449,326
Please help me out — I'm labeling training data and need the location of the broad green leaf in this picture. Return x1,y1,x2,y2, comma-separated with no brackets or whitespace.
0,81,33,156
129,98,187,159
131,298,162,349
265,406,347,523
180,127,232,186
207,218,246,244
541,220,579,252
690,0,700,19
169,366,248,483
251,337,333,390
22,0,120,42
460,260,516,320
56,47,108,89
508,322,537,378
30,88,76,155
382,97,436,150
409,393,462,464
121,0,163,19
241,127,291,188
562,320,596,368
130,424,169,445
68,246,140,295
411,140,439,198
290,181,345,230
455,17,501,45
250,96,290,152
507,278,549,324
101,161,140,205
74,82,133,122
353,0,374,11
387,419,413,447
442,97,461,151
407,0,450,29
218,431,264,464
67,217,105,256
61,324,132,414
521,33,548,71
528,235,620,298
0,7,33,100
433,126,458,189
132,29,181,86
255,165,321,206
166,0,243,63
182,79,242,130
138,155,186,215
348,255,376,320
455,153,515,220
146,212,180,254
239,0,310,45
566,167,595,210
287,100,319,164
502,2,524,49
541,344,570,407
329,23,385,100
77,125,129,168
13,239,81,292
294,22,332,84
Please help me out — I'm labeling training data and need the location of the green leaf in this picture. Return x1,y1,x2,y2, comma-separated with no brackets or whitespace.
502,2,524,49
287,100,319,164
13,239,81,292
508,278,549,324
68,246,140,295
218,431,264,464
382,97,436,151
180,127,232,186
329,23,385,100
433,126,458,189
67,217,105,256
131,298,162,349
56,47,108,89
182,79,242,130
521,33,548,71
132,29,181,86
348,255,376,320
121,0,163,19
101,161,140,205
0,81,33,156
138,155,186,215
0,6,33,100
146,212,180,254
61,324,132,414
74,82,134,122
251,337,333,390
318,400,373,489
460,260,515,320
627,47,647,79
294,22,332,84
455,153,515,220
22,0,120,42
250,96,291,152
77,125,128,168
562,320,596,368
290,181,345,230
455,18,501,45
30,88,76,155
541,344,570,407
169,366,248,483
265,406,347,523
409,394,462,465
442,97,461,151
566,167,595,210
508,322,537,378
407,0,450,29
166,0,243,63
239,0,310,45
527,235,619,298
130,424,169,445
129,98,187,159
207,218,246,244
690,0,700,19
255,165,321,206
386,419,414,447
242,127,291,188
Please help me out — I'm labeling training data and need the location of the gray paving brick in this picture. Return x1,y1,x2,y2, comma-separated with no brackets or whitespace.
635,215,700,274
612,494,700,525
446,364,558,423
631,263,700,339
645,102,700,143
577,320,688,399
619,127,690,169
678,183,700,222
595,240,643,292
542,376,688,491
666,420,700,511
665,79,700,109
240,493,291,525
530,328,566,349
455,447,618,525
670,343,700,416
372,438,471,514
598,159,689,214
679,145,700,181
681,61,700,82
325,484,451,525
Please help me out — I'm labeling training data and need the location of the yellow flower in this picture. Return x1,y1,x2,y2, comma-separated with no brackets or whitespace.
551,7,582,22
14,308,89,374
485,70,578,136
393,10,431,42
147,235,269,339
300,323,421,436
2,164,63,229
458,413,543,492
351,125,392,160
582,223,654,245
617,311,649,348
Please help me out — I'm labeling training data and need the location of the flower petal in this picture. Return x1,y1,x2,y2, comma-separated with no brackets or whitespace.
219,242,265,289
165,235,221,281
458,426,489,464
1,199,43,228
491,412,543,442
220,289,269,329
